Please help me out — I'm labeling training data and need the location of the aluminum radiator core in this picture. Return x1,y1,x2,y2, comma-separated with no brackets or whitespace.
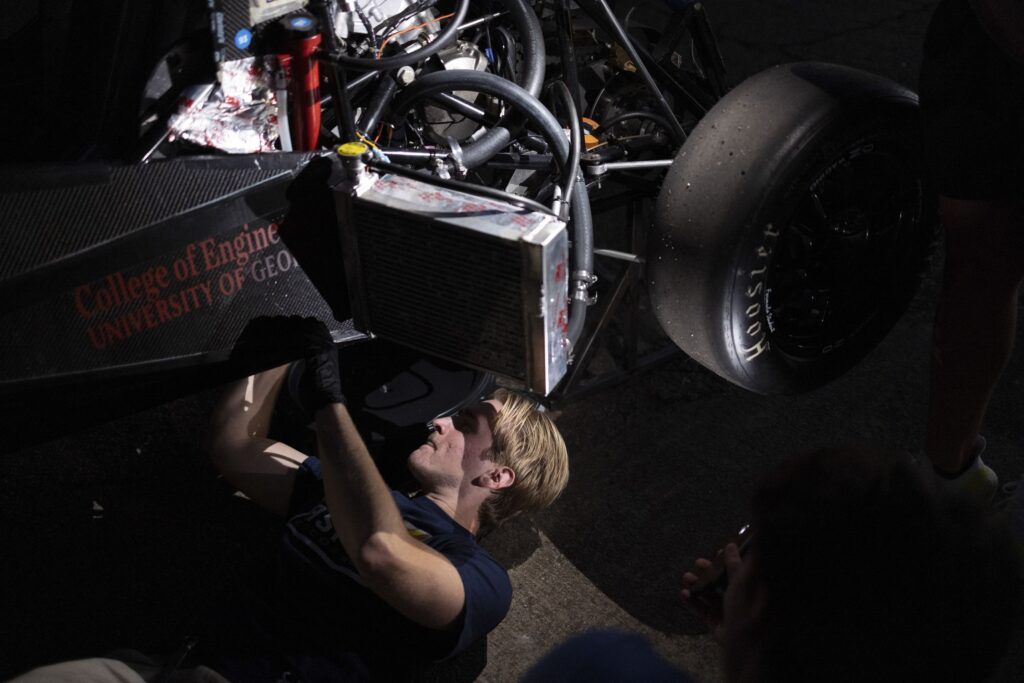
336,173,569,395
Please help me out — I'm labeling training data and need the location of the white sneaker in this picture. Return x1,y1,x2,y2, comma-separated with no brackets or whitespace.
928,436,999,506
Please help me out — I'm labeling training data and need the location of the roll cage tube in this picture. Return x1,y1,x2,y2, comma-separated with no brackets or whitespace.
575,0,687,142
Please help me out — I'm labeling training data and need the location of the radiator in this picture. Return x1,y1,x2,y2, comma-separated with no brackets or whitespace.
336,172,569,395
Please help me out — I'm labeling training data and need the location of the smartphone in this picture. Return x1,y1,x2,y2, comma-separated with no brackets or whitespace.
688,523,755,607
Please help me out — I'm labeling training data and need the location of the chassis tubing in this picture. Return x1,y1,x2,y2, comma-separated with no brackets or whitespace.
551,80,582,207
392,70,593,346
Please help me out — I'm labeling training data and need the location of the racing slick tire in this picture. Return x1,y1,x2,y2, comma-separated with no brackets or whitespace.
649,62,934,394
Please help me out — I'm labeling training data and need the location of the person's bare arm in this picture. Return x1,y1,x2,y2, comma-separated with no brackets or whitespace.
315,403,466,630
204,364,308,517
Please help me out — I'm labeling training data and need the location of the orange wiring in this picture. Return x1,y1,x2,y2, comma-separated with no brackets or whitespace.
374,124,384,143
376,13,454,59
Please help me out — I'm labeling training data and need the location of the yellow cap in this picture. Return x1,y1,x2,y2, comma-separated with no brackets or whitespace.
337,142,369,157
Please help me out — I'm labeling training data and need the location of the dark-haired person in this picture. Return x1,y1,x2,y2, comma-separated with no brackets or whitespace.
682,447,1020,682
919,0,1024,501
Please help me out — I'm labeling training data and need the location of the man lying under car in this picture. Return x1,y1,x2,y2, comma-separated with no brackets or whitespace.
199,319,569,680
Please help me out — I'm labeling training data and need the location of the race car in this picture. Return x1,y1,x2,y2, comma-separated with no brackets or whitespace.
0,0,932,446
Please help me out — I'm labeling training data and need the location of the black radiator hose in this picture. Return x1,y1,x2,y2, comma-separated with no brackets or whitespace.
358,75,399,135
461,127,513,169
391,70,593,347
500,0,545,98
457,0,546,169
565,190,593,348
391,70,569,174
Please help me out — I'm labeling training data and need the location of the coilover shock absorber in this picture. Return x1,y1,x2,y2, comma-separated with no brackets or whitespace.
281,12,322,150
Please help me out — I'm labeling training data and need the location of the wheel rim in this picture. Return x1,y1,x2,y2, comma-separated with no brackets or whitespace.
764,138,924,359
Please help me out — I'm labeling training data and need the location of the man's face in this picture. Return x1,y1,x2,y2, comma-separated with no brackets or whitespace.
408,399,503,490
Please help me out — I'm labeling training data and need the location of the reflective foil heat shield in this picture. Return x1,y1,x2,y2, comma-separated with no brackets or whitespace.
335,173,570,395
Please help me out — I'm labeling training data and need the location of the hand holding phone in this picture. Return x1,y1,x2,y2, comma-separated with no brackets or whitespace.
679,524,753,635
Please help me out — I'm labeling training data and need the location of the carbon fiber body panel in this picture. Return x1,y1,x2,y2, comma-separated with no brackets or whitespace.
0,153,361,394
2,156,307,283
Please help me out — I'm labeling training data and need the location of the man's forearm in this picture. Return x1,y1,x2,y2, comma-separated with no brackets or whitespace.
314,403,409,562
315,403,467,629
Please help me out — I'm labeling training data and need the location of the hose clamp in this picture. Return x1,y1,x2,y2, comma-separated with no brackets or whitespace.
571,270,598,305
446,136,467,177
431,157,452,180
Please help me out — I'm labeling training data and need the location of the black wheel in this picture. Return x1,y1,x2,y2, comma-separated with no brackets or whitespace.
649,62,935,394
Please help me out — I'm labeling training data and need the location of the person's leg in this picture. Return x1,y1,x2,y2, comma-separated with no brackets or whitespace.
926,198,1024,475
204,364,310,517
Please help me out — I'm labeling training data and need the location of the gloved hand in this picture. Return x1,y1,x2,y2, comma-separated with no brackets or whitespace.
232,315,346,409
295,317,346,410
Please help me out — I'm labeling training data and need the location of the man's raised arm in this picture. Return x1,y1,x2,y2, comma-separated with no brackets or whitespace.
299,325,467,630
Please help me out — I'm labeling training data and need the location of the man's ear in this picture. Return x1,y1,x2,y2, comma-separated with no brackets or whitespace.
475,466,515,491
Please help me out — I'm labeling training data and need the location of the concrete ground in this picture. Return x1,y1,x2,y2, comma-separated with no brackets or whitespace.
3,1,1024,680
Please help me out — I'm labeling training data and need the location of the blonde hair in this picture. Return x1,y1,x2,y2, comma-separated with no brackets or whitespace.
479,388,569,531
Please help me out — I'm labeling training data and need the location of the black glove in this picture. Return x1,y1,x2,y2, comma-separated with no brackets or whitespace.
295,318,346,410
232,315,346,409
